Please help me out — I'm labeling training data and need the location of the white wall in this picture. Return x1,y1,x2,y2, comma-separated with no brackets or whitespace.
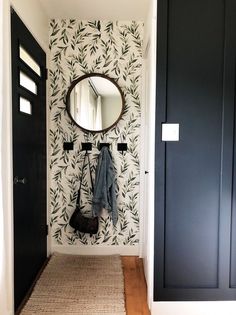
11,0,48,51
152,302,236,315
39,0,150,20
101,96,121,129
0,1,48,314
141,0,157,310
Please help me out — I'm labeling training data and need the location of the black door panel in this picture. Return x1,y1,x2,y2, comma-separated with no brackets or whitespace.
154,0,236,300
11,9,47,310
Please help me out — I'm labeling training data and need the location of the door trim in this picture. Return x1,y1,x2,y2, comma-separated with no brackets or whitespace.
1,2,14,315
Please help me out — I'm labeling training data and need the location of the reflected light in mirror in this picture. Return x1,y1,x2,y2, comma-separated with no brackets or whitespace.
67,74,124,132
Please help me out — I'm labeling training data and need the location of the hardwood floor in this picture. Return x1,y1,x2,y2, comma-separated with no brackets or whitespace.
122,256,151,315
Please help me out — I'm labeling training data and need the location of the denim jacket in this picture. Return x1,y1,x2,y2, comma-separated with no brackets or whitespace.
92,146,118,225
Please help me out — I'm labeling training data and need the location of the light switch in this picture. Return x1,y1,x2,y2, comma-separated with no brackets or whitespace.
162,123,179,141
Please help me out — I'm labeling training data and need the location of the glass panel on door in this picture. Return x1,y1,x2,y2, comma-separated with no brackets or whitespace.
20,71,37,94
19,96,32,115
19,45,41,76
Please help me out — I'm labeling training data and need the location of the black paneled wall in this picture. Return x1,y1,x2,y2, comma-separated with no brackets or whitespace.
154,0,236,301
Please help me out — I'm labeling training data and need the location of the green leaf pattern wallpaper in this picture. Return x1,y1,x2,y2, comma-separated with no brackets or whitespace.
49,19,143,246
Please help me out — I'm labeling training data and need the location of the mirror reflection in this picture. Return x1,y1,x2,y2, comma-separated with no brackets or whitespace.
67,74,124,132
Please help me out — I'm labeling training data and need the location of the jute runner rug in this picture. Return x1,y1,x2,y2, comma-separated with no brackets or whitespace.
20,253,126,315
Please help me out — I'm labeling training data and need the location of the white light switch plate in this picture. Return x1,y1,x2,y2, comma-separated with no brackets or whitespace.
162,123,179,141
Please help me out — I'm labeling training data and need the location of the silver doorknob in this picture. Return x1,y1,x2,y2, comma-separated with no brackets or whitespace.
14,176,27,185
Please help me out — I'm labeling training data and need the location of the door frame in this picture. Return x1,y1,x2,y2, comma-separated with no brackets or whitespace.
139,0,157,309
1,2,14,314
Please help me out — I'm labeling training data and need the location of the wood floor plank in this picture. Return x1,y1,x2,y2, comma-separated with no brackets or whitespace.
122,256,151,315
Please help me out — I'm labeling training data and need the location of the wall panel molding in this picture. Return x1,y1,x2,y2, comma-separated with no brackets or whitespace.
52,244,139,256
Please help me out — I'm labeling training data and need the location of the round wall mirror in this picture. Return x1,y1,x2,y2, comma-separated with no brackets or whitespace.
66,73,125,132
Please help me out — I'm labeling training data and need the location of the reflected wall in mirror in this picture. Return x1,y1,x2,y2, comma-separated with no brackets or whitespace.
66,73,125,132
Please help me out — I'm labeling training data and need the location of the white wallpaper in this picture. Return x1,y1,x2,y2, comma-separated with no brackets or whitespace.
49,20,143,246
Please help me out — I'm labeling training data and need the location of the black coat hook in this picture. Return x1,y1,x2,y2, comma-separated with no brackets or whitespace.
63,142,74,151
99,143,110,150
117,143,127,154
82,142,92,151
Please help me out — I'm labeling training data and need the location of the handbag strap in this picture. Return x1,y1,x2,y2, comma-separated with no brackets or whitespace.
76,151,94,206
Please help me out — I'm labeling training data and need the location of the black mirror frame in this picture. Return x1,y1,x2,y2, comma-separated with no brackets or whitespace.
66,73,125,133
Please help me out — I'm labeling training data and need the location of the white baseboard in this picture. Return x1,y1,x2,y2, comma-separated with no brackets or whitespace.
51,244,139,256
151,302,236,315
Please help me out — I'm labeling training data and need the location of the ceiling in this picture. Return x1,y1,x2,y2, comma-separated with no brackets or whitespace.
39,0,150,20
90,77,120,96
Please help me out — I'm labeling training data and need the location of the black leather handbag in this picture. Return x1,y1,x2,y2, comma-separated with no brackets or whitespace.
69,151,98,235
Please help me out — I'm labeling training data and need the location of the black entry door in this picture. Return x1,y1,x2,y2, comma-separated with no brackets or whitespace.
11,10,47,310
154,0,236,301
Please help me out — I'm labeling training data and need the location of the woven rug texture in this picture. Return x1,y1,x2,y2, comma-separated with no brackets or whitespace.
20,253,126,315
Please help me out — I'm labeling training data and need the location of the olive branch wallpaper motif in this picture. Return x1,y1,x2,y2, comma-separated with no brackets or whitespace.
49,20,143,246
